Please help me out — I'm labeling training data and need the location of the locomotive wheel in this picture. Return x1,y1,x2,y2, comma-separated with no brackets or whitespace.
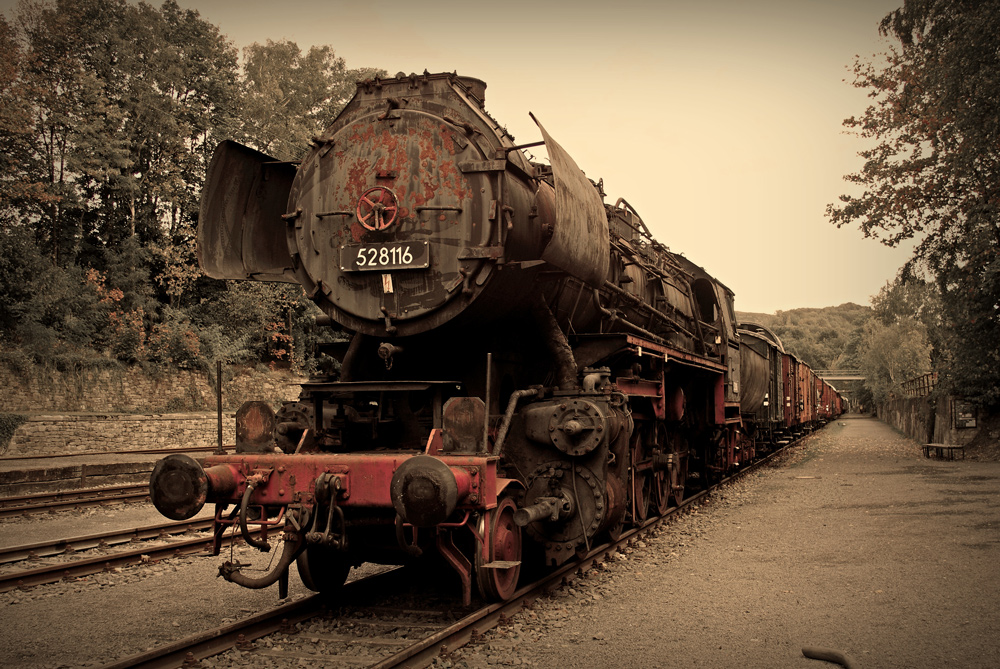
606,515,625,542
651,469,670,516
475,497,522,602
296,545,351,594
650,425,676,515
630,435,651,523
664,429,689,507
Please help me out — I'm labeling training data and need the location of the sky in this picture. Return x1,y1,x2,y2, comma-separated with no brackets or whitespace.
4,0,912,314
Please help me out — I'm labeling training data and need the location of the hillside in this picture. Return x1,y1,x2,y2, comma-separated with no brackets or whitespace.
736,303,870,370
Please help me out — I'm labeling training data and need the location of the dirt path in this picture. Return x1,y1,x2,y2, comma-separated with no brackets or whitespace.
453,417,1000,669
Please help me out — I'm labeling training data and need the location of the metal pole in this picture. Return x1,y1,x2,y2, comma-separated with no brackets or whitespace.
483,352,492,453
216,360,224,454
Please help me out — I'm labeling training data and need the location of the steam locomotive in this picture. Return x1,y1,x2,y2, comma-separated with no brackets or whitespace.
149,72,844,604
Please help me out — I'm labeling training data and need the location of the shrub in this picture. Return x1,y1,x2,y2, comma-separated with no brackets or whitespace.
0,413,27,454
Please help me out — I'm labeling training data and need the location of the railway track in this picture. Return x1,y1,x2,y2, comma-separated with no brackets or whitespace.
0,483,151,518
0,517,214,566
0,447,228,516
0,445,219,461
0,518,218,592
101,436,807,669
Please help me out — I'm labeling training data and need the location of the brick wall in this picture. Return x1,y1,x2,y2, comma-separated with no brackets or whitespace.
0,363,305,413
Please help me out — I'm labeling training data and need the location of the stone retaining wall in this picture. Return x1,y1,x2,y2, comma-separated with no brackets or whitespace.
6,412,238,457
0,362,306,414
0,362,310,456
879,394,979,446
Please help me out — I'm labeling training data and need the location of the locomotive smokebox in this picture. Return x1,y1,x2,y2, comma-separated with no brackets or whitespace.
390,455,473,527
149,454,237,521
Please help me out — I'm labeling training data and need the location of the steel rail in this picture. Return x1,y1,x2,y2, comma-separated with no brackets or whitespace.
2,531,213,593
100,569,410,669
0,518,214,565
2,521,290,593
0,483,150,518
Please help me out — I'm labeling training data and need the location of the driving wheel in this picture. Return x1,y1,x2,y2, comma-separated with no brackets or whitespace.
630,434,652,523
475,496,522,601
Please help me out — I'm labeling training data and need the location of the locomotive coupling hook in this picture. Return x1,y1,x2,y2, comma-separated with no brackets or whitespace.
219,528,305,590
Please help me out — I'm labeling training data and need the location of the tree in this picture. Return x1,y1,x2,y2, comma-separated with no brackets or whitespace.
748,304,871,370
0,15,39,228
239,39,382,160
0,0,237,365
859,317,933,405
828,0,1000,408
857,279,939,405
0,0,381,373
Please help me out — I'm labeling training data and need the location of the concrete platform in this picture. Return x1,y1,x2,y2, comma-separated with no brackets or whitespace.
0,451,210,496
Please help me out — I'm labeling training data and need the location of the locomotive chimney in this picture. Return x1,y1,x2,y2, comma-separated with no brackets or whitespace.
456,75,487,102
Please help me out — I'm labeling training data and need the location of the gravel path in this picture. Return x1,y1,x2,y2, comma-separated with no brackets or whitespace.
1,416,997,668
452,416,1000,669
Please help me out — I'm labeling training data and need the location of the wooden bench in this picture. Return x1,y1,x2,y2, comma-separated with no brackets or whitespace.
922,443,966,460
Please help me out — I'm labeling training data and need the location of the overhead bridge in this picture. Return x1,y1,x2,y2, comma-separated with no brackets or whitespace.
814,369,865,381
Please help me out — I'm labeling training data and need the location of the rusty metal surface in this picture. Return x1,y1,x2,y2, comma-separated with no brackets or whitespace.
283,74,540,337
235,401,276,453
194,451,496,510
738,339,769,414
531,115,610,287
197,140,297,282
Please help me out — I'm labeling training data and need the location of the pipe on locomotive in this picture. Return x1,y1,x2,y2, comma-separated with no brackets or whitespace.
591,289,664,343
239,476,272,551
218,528,305,589
530,295,577,391
492,388,539,456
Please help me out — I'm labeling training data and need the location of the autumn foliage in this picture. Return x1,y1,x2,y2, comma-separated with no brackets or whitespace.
829,0,1000,408
0,0,380,374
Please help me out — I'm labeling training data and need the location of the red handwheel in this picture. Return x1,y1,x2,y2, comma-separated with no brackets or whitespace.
356,186,399,231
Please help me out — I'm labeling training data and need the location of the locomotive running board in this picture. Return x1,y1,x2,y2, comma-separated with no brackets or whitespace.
572,333,727,374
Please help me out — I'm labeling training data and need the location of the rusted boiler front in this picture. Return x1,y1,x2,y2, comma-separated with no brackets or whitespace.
199,73,607,340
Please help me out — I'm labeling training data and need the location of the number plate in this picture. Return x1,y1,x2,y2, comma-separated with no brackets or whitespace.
340,241,430,272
